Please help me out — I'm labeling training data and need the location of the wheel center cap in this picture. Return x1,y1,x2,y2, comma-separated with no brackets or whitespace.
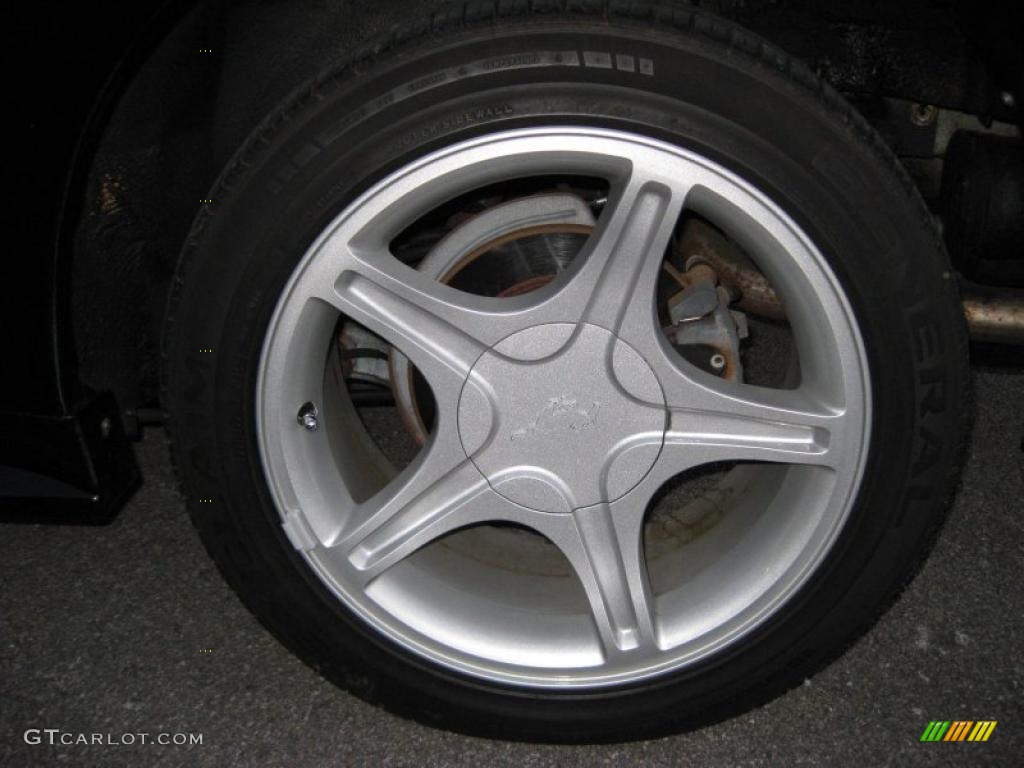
457,323,666,513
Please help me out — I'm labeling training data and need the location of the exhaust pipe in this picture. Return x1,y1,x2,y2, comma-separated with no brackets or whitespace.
962,290,1024,344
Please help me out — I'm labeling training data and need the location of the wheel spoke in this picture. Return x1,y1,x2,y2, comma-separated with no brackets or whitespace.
655,378,846,475
566,171,689,337
337,447,494,584
322,253,493,391
545,501,656,656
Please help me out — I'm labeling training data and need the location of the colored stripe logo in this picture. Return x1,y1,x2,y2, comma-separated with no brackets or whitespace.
920,721,997,742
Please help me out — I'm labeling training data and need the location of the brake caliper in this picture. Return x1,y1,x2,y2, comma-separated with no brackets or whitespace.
664,257,748,382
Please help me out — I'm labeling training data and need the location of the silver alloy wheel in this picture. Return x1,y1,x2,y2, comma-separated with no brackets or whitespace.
256,127,871,688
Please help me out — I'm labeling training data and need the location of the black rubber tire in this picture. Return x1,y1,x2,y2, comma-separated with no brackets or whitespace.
163,0,969,743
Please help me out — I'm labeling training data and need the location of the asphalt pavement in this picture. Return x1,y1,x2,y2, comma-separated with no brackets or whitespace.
1,364,1021,767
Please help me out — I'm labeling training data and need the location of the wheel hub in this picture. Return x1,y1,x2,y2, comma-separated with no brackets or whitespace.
457,323,666,513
